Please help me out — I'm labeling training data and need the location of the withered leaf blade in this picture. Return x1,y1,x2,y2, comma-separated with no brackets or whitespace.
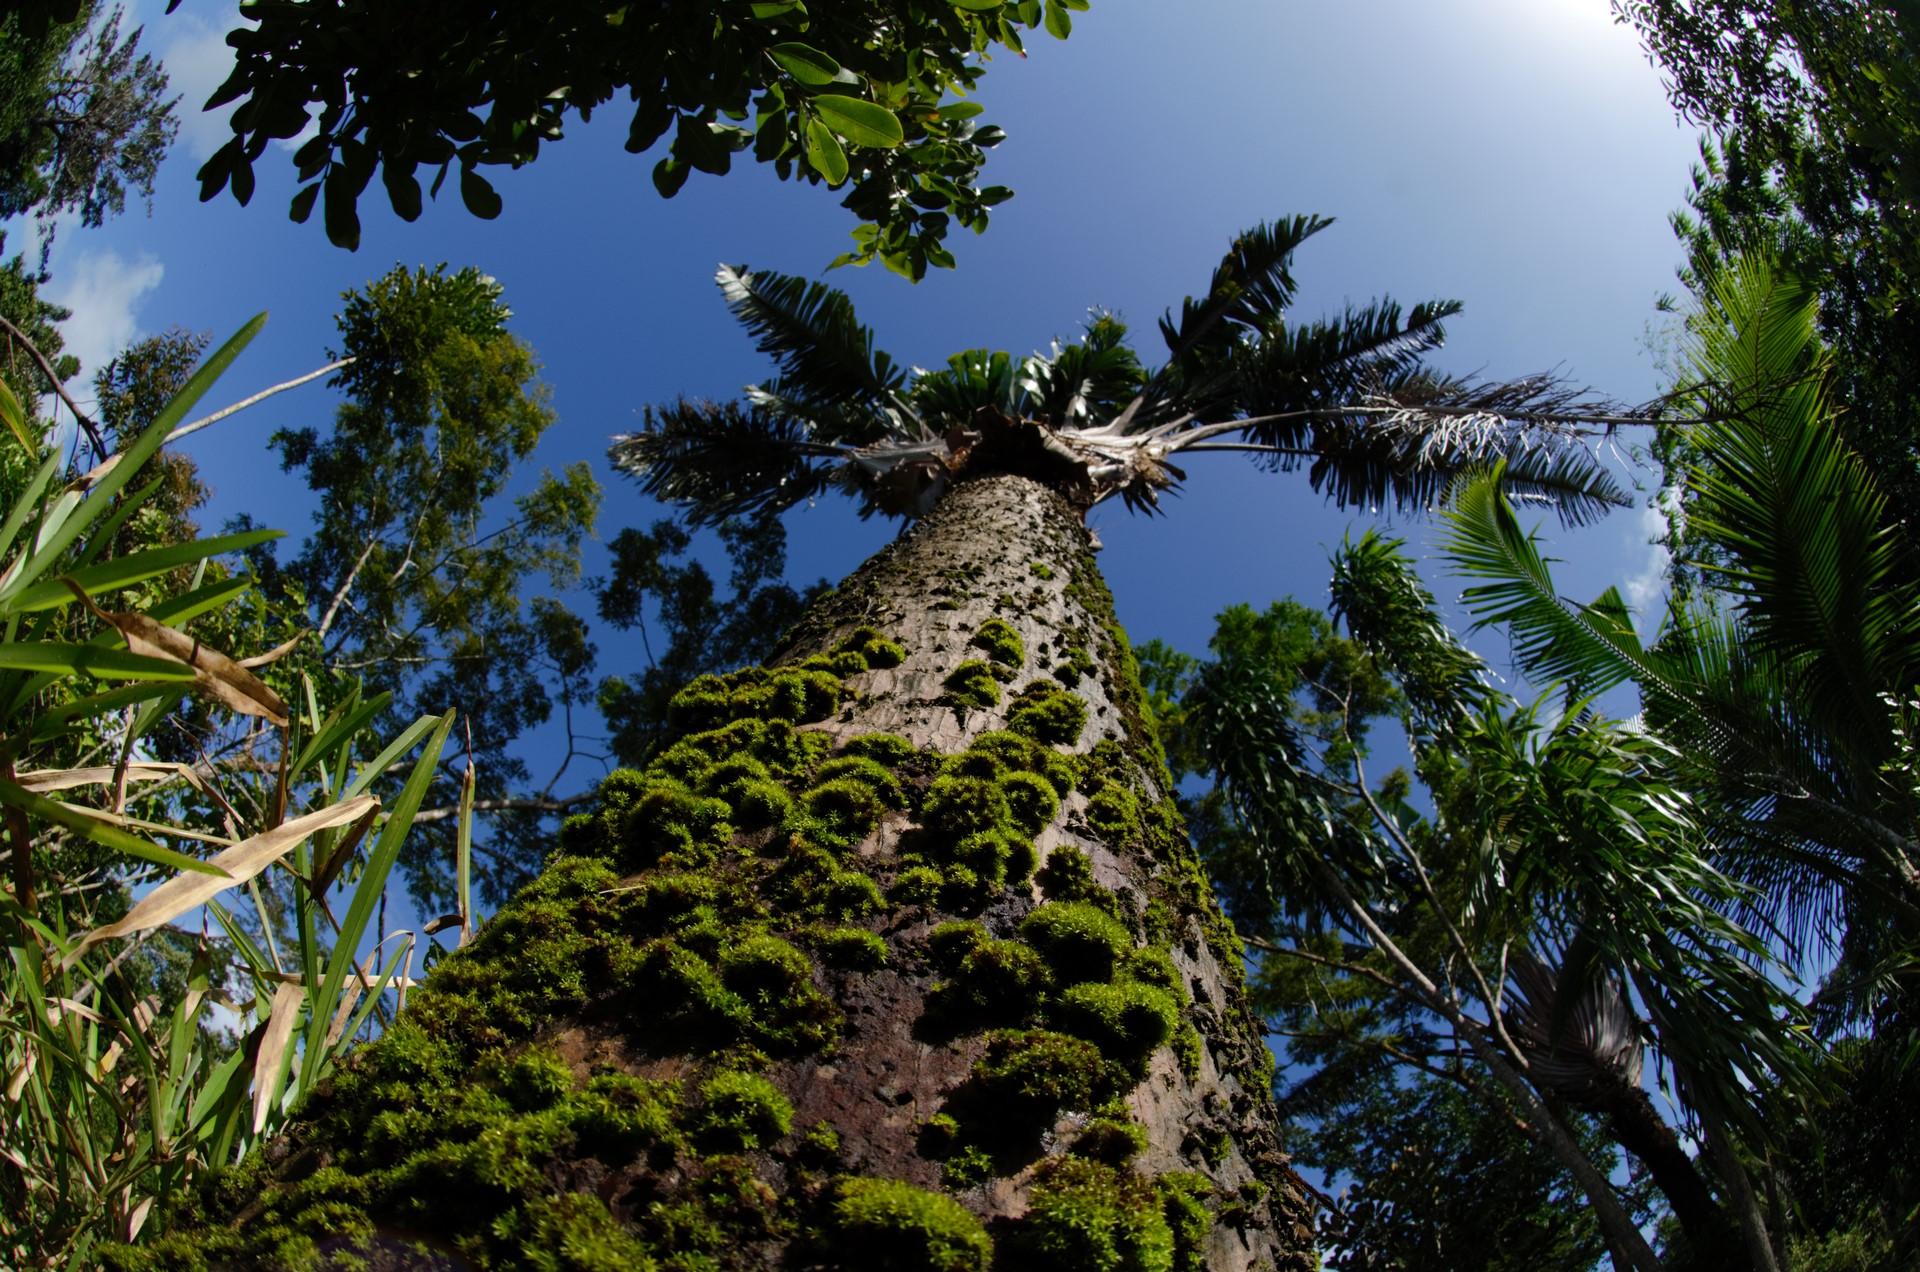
251,980,305,1135
68,583,290,727
63,795,379,966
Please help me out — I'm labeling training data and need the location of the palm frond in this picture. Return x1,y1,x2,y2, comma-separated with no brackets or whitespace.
1681,254,1918,759
608,399,842,526
716,264,914,443
1232,299,1463,434
1018,314,1147,427
1327,530,1489,737
1441,468,1667,696
909,348,1019,431
1158,215,1335,362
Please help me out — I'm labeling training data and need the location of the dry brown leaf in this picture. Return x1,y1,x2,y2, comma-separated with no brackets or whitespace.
237,630,308,669
6,1057,31,1101
63,796,378,966
68,585,289,727
251,980,304,1135
14,762,195,794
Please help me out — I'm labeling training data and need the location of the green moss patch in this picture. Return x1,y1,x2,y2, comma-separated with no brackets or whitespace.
694,1070,794,1151
1004,1158,1177,1272
1019,902,1132,985
1007,682,1087,745
824,1177,992,1272
969,617,1025,668
943,659,1001,708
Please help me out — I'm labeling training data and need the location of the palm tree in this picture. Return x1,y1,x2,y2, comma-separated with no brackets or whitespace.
1443,253,1920,1028
1182,531,1816,1272
140,221,1638,1271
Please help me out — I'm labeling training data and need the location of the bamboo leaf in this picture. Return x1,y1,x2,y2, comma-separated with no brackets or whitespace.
63,796,379,965
7,529,282,613
70,586,290,727
0,779,223,877
0,642,198,681
250,981,304,1135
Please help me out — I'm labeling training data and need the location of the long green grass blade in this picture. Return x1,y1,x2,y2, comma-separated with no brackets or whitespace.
0,642,199,681
0,780,226,876
305,712,452,1089
0,316,264,604
9,528,283,613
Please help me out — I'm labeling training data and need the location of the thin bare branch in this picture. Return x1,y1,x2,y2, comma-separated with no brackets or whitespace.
0,314,107,460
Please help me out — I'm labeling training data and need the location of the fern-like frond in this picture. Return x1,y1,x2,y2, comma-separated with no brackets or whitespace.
716,264,914,443
608,400,843,526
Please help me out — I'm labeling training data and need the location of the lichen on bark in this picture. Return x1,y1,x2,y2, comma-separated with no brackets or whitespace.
110,474,1312,1271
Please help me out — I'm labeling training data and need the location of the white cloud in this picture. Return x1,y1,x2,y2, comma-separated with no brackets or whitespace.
47,248,166,397
1622,497,1673,633
157,8,241,162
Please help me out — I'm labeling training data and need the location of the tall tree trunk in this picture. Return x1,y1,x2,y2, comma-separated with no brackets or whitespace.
116,473,1313,1271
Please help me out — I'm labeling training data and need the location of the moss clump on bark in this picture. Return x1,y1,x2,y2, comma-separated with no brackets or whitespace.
822,1177,993,1272
969,616,1026,668
694,1070,795,1151
943,658,1001,707
1002,1157,1178,1272
1006,680,1088,745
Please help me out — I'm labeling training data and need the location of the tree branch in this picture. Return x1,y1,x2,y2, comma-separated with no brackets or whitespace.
409,792,593,825
0,314,107,460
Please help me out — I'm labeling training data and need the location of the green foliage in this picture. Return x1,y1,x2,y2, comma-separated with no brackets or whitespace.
1177,518,1824,1262
1620,2,1920,514
262,264,601,906
0,230,75,406
1295,1078,1629,1272
825,1177,993,1272
0,5,175,266
196,1,1081,275
0,338,466,1263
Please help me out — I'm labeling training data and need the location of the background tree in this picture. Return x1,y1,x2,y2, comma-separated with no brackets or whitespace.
195,0,1089,275
1618,0,1920,515
255,264,600,906
0,3,176,269
128,220,1658,1270
0,231,77,411
1444,255,1920,1266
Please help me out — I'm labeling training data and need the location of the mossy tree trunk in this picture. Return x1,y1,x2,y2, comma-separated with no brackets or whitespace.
119,474,1314,1272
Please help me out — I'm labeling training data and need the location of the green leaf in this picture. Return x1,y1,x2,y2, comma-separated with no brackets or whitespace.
951,0,1002,9
805,117,849,184
937,100,986,121
7,529,282,614
1044,0,1071,38
0,779,225,876
0,642,199,681
0,318,263,606
751,1,802,15
459,166,503,219
768,42,849,87
813,95,904,148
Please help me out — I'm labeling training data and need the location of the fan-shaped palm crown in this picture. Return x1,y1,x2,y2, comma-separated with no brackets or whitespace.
612,218,1642,525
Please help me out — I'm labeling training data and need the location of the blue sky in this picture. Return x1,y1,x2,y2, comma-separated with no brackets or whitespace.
33,0,1702,764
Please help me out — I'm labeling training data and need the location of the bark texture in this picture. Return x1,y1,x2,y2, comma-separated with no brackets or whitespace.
112,474,1312,1271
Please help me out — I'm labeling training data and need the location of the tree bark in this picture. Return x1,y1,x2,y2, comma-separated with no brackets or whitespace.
122,474,1314,1271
